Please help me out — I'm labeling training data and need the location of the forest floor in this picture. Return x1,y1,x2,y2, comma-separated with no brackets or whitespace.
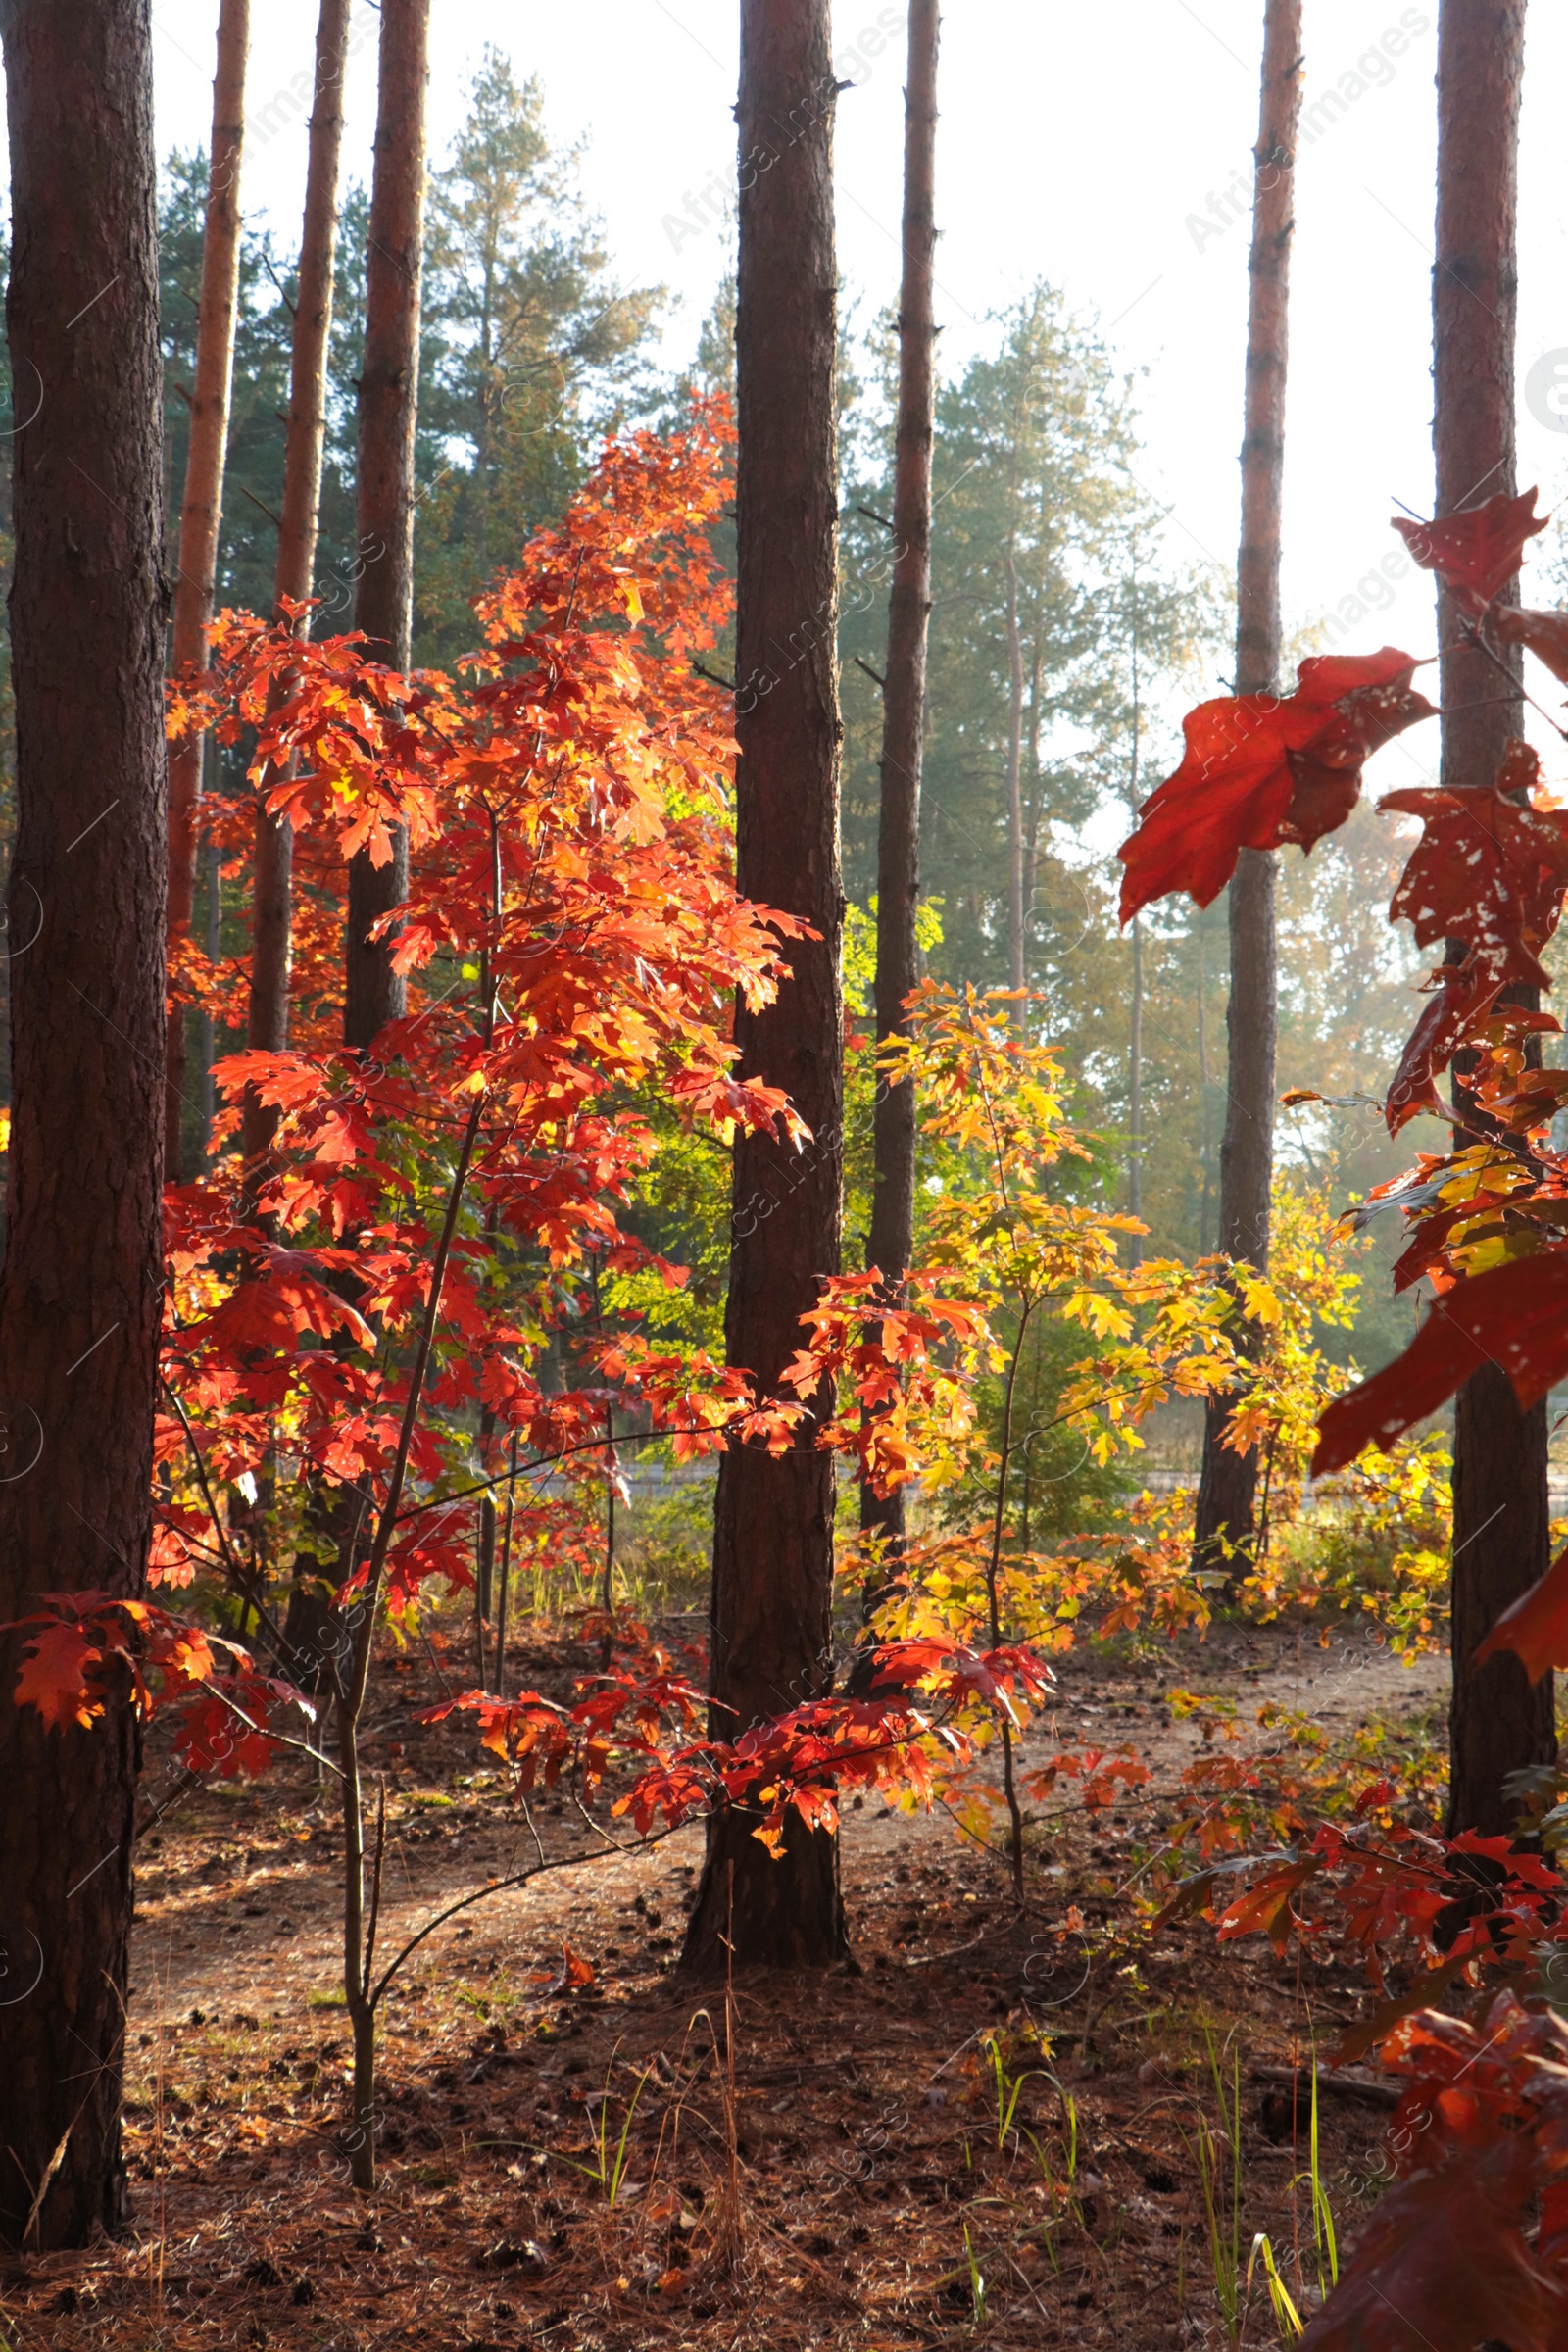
2,1612,1450,2352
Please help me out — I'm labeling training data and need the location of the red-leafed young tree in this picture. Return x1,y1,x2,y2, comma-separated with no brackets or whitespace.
0,0,169,2251
9,402,1076,2185
154,410,820,2182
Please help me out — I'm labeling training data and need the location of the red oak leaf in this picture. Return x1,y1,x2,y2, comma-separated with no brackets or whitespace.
14,1618,103,1730
1490,602,1568,683
1118,649,1434,922
544,1941,596,1993
1297,2140,1557,2352
1312,1249,1568,1475
1215,1859,1321,1957
1391,487,1549,610
1382,744,1568,994
1385,960,1503,1135
1474,1545,1568,1684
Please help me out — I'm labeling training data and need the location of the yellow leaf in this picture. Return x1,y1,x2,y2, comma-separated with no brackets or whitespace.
1241,1276,1282,1327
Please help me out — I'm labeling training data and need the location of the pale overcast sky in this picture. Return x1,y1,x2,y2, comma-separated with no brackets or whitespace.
134,1,1568,794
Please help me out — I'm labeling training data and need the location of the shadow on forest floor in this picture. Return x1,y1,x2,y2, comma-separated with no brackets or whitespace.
2,1615,1448,2350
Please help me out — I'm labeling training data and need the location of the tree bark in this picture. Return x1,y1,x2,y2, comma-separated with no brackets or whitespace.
861,0,938,1561
164,0,249,1176
1128,917,1144,1231
0,0,167,2249
1003,540,1026,1019
1192,0,1300,1584
243,0,352,1168
681,0,847,1977
1430,0,1552,1838
1127,603,1144,1258
345,0,429,1052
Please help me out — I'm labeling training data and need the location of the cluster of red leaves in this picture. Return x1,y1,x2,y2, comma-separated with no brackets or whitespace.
1171,1810,1562,2001
1024,1746,1152,1810
1298,1994,1568,2352
1382,740,1568,1129
425,1637,1055,1857
1120,489,1568,2351
778,1270,988,1494
1122,487,1568,1693
151,401,824,1613
2,1592,298,1776
18,406,1066,1865
1116,648,1434,922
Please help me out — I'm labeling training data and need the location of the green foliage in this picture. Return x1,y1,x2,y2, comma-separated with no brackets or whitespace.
415,47,664,665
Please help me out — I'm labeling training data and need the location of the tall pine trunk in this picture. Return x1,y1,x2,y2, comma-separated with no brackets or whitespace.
164,0,249,1174
861,0,939,1560
1127,602,1144,1255
1128,919,1144,1230
345,0,429,1052
681,0,847,1975
243,0,352,1167
0,0,167,2249
1192,0,1300,1585
1003,540,1027,1019
1432,0,1552,1838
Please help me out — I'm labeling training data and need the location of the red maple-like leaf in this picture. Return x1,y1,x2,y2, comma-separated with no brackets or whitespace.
1382,743,1568,995
1312,1249,1568,1475
1489,602,1568,683
1117,649,1434,922
1298,2142,1559,2352
544,1941,596,1994
1384,960,1503,1135
13,1617,103,1731
1474,1544,1568,1685
1391,486,1549,610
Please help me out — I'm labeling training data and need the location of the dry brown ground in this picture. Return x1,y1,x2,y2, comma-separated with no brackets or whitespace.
1,1617,1448,2351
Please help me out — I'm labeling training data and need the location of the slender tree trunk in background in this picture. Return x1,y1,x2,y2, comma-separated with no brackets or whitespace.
1003,541,1026,1021
198,832,220,1149
1193,0,1300,1586
861,0,938,1561
1126,606,1144,1259
244,0,352,1166
0,0,167,2248
682,0,847,1976
1430,0,1552,1838
1212,907,1222,1260
1128,917,1144,1231
600,1409,618,1671
345,0,429,1051
164,0,249,1177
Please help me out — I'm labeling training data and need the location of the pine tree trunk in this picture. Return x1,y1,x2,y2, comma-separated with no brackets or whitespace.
0,0,167,2249
1003,541,1027,1018
1128,916,1144,1234
345,0,428,1052
1127,618,1144,1256
243,0,352,1167
681,0,847,1976
1212,907,1222,1260
861,0,938,1560
164,0,249,1176
1192,0,1300,1585
1431,0,1552,1838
